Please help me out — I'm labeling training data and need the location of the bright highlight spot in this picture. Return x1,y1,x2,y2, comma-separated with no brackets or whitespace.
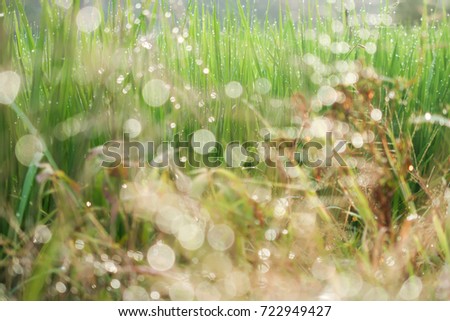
15,135,44,166
0,71,21,105
225,81,243,99
147,243,176,272
142,79,171,107
76,7,102,33
192,129,216,155
207,224,235,251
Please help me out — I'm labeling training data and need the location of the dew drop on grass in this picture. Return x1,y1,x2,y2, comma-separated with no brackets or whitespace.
55,0,72,10
192,129,216,155
351,133,364,148
225,81,243,99
33,225,52,244
310,117,329,138
0,71,21,105
258,248,271,260
370,108,383,122
142,79,170,107
15,135,44,166
331,20,344,33
110,279,121,289
177,223,205,251
150,291,160,300
155,206,184,234
55,282,67,294
398,276,423,300
343,72,359,85
124,118,142,138
317,85,337,106
169,282,194,301
264,229,277,241
75,239,85,250
76,7,102,33
207,224,235,251
365,42,377,55
147,243,176,272
123,286,149,301
254,78,272,95
273,198,289,218
258,262,270,273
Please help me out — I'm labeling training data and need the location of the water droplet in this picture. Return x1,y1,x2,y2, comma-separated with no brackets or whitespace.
351,133,364,148
124,118,142,138
264,229,277,241
254,78,272,95
274,198,289,218
55,282,67,294
147,243,176,272
177,223,205,251
370,109,383,122
76,7,101,33
203,68,210,75
15,135,44,166
192,129,216,155
110,279,121,289
258,262,270,273
365,42,377,55
155,206,185,234
55,0,72,10
150,291,160,300
317,86,337,106
0,71,20,105
225,81,243,99
207,224,235,251
33,225,52,244
258,248,271,260
310,117,330,138
142,79,170,107
75,239,85,250
116,74,125,84
386,256,396,267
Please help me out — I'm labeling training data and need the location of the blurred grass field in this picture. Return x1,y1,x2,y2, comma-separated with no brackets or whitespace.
0,0,449,300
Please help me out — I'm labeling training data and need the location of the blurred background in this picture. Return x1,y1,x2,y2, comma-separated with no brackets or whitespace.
19,0,450,25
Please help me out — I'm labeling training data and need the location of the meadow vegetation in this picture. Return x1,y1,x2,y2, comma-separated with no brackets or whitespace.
0,0,449,300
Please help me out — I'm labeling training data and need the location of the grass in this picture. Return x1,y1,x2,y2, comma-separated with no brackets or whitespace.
0,0,449,300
